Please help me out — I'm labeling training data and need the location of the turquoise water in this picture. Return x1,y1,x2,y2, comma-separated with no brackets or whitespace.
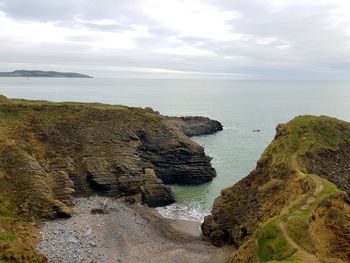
1,78,350,220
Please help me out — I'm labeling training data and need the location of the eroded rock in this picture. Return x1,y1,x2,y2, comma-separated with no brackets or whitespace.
0,100,218,220
202,116,350,262
166,116,223,137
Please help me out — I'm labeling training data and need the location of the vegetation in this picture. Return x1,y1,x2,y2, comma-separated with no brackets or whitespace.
257,220,297,261
0,97,348,262
257,174,343,262
0,96,166,262
255,116,348,262
0,195,46,262
261,115,350,170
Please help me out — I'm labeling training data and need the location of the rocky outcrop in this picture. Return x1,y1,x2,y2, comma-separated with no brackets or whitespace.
303,145,350,195
166,116,223,137
144,107,223,137
202,115,350,263
0,98,220,261
140,168,175,207
0,99,218,219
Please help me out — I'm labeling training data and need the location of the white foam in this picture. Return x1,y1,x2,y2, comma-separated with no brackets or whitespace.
156,203,209,222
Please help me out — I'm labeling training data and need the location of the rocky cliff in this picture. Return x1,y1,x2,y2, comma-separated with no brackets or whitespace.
202,115,350,263
0,96,220,262
166,116,223,137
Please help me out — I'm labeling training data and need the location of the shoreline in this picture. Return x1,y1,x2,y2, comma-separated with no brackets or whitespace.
38,196,233,263
0,97,225,261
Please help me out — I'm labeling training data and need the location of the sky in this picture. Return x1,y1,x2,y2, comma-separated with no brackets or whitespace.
0,0,350,79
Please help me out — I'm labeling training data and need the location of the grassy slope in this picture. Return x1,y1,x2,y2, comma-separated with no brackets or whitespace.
0,103,47,262
1,99,349,263
255,116,349,263
0,97,163,262
0,195,46,263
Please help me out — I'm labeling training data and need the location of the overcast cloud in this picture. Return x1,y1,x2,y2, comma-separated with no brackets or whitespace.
0,0,350,78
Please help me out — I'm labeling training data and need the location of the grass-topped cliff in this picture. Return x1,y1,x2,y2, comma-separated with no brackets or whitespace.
202,115,350,263
0,96,219,262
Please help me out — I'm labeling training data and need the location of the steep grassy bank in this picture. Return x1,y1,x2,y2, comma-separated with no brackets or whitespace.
0,96,219,262
202,115,350,263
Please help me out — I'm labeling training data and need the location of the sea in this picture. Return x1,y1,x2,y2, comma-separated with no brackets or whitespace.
1,78,350,222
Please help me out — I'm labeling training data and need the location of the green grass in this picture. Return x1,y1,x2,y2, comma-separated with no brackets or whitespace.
285,175,343,253
261,115,350,171
286,217,315,253
0,97,164,128
0,107,23,128
256,173,344,261
0,193,46,263
10,97,128,110
0,233,17,242
0,96,167,262
255,116,350,262
257,220,297,262
0,98,348,262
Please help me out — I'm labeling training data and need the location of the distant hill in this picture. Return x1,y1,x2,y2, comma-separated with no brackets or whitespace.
0,70,93,78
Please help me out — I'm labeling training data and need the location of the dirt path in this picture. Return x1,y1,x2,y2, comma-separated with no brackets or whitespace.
279,223,319,263
273,153,325,263
38,196,233,263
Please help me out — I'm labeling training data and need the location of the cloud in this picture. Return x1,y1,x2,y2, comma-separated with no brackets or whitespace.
139,0,242,41
0,0,349,79
0,10,153,50
158,46,216,57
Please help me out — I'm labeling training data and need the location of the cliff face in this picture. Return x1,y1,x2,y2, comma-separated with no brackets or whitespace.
0,97,220,262
166,116,223,137
0,99,219,216
202,115,350,263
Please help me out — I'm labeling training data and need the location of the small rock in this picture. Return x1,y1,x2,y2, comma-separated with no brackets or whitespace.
86,227,92,236
90,208,109,214
125,196,136,205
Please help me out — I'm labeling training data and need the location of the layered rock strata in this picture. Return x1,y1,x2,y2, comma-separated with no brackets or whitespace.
0,98,220,220
202,115,350,263
166,116,223,137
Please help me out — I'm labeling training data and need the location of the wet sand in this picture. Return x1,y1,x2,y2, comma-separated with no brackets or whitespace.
38,196,233,263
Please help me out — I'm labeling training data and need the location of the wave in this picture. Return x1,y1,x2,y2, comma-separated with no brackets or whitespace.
156,202,209,222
